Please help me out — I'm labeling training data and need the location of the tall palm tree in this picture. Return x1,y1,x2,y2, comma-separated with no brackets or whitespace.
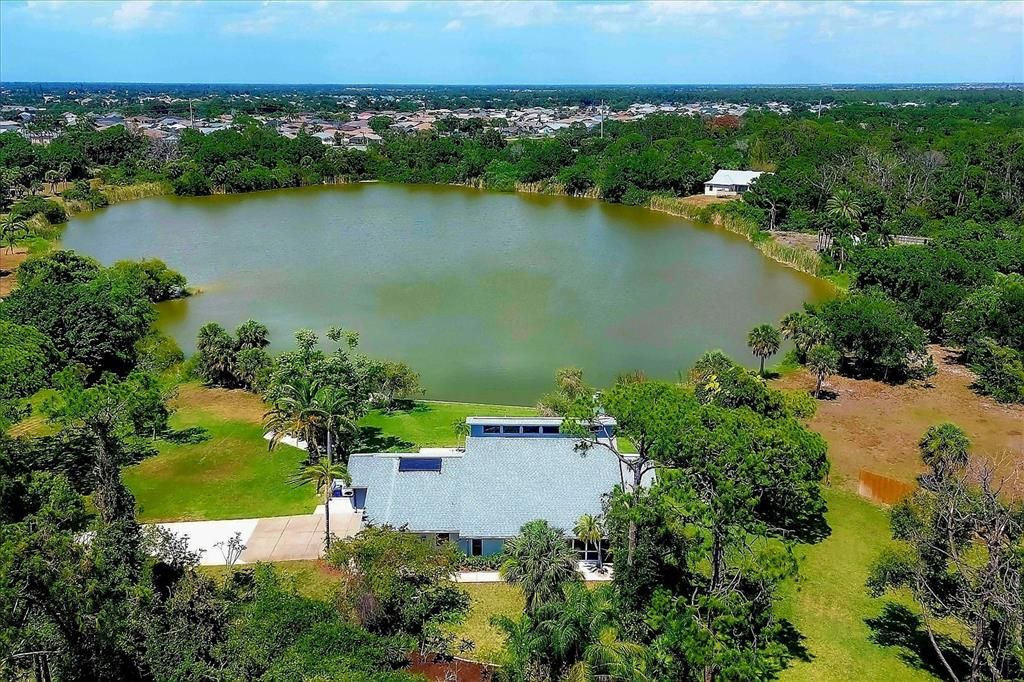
290,457,350,550
312,384,358,463
44,169,60,195
573,513,605,569
825,187,863,223
234,318,270,350
57,162,71,192
779,311,828,362
806,344,840,398
500,519,581,616
490,614,545,681
264,376,322,459
747,324,781,376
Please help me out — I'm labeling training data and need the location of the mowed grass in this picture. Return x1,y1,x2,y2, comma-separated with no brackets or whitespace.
360,400,536,449
122,385,537,522
448,583,526,664
777,487,934,682
200,560,343,602
123,385,317,522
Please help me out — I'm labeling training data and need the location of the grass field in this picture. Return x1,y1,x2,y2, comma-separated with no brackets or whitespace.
122,384,537,522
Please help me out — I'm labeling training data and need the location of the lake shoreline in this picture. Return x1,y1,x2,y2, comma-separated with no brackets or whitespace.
21,177,831,288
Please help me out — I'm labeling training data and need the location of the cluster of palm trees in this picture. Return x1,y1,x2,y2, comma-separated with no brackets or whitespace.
747,314,841,398
495,519,644,681
43,163,73,196
264,376,361,550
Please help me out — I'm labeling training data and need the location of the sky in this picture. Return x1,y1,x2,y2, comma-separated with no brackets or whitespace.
1,0,1022,85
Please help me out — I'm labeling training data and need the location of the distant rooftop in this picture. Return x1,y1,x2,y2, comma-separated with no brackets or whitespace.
707,169,766,186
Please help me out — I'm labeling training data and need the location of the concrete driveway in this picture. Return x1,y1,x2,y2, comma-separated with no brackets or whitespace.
157,500,362,566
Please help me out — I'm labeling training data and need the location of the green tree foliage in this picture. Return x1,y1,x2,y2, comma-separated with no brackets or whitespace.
868,425,1023,681
110,258,188,302
500,519,582,616
0,319,57,402
813,290,934,381
0,251,156,378
326,525,469,642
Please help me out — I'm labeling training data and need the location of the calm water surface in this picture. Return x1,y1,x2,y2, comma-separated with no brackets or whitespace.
63,184,832,404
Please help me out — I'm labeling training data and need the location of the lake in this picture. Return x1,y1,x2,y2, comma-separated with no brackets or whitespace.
63,183,832,404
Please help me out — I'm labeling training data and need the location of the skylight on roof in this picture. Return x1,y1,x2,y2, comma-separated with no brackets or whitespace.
398,457,443,472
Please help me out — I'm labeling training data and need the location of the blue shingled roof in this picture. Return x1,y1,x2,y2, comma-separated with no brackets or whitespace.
348,435,625,538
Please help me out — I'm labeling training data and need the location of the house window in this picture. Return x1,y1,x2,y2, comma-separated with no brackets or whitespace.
541,425,560,434
471,539,483,556
483,425,500,434
522,425,540,434
398,457,443,472
437,533,450,544
501,425,521,434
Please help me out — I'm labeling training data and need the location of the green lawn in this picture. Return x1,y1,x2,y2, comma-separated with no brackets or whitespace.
448,583,525,664
777,488,935,682
200,560,343,602
122,385,537,522
360,400,536,449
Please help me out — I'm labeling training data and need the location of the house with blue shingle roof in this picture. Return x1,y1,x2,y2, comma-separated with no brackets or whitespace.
344,416,625,558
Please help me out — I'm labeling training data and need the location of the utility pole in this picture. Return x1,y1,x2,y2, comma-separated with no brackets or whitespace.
817,97,822,119
600,100,604,139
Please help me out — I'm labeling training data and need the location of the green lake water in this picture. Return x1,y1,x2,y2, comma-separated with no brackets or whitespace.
62,183,832,404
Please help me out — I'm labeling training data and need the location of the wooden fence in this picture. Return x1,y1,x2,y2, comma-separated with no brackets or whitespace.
858,470,916,505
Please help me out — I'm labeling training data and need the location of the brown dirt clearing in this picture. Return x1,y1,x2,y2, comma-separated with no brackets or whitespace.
172,383,266,424
776,346,1023,491
675,193,736,206
0,247,29,298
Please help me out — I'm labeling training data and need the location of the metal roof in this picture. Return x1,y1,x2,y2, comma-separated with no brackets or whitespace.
348,435,626,537
706,169,766,186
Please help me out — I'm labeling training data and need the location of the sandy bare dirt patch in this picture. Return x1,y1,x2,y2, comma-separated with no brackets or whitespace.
0,247,29,298
172,383,266,424
777,346,1024,491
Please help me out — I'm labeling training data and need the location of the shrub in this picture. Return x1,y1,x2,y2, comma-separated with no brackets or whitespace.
972,338,1024,404
135,329,185,373
61,180,109,209
10,195,67,224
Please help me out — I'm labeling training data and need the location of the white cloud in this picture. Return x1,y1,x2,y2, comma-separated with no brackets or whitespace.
108,1,155,30
223,13,279,35
444,19,463,31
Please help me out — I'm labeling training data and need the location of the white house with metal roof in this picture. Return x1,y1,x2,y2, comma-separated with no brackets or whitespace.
704,169,768,196
343,416,625,559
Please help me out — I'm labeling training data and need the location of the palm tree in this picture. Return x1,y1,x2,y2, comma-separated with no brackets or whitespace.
918,422,970,481
825,187,863,223
573,513,605,569
312,385,358,463
806,344,840,398
264,376,323,459
779,311,828,362
290,457,350,550
453,418,471,450
234,318,270,350
542,584,646,682
44,169,60,195
500,519,581,616
490,614,545,681
1,214,28,254
747,324,781,376
57,162,71,192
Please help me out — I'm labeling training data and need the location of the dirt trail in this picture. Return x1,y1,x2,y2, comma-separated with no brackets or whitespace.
777,346,1024,491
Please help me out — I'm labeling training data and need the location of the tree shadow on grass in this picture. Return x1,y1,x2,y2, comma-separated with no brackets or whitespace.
865,602,970,681
161,426,211,445
356,425,414,452
777,618,813,664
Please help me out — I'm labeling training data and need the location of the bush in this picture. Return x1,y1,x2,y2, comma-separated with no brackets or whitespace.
112,258,188,302
135,329,185,373
972,338,1024,404
0,319,58,401
10,195,67,224
61,180,109,209
173,169,211,196
458,551,506,571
